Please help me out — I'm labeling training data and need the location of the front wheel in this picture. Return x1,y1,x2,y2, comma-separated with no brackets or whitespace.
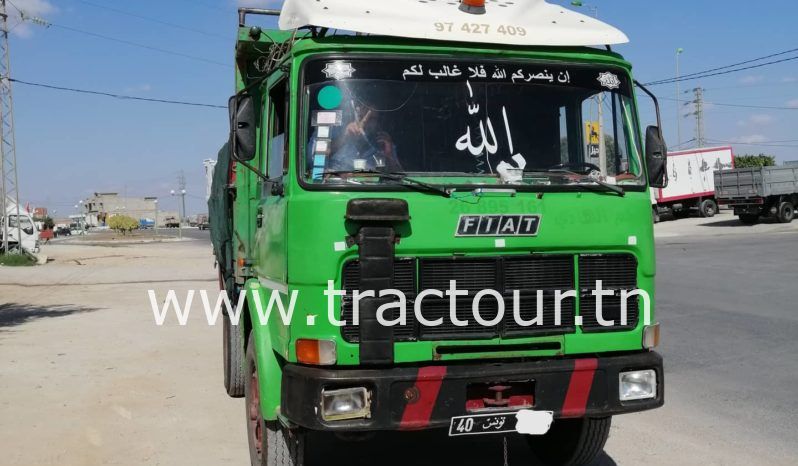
526,417,611,466
245,333,306,466
223,314,246,397
699,199,718,218
777,201,795,224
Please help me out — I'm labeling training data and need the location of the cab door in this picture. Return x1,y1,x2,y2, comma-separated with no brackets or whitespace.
254,79,290,290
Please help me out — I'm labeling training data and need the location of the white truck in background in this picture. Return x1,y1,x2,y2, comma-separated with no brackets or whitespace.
1,204,40,253
652,146,735,222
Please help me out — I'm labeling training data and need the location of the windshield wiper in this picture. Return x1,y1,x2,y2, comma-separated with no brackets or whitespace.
322,170,452,198
533,169,626,197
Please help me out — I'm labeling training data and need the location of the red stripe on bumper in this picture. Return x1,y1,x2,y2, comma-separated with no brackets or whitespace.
399,366,447,430
561,358,598,418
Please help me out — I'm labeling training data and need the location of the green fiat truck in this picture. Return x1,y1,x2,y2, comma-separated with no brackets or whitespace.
210,1,667,465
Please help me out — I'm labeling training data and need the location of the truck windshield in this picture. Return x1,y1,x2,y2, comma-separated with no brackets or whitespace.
8,215,35,235
302,58,644,189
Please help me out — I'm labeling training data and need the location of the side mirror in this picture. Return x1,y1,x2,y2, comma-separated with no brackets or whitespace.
229,94,257,161
645,125,668,189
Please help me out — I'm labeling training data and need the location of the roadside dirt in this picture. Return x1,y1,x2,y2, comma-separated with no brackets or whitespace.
1,237,794,465
0,241,247,465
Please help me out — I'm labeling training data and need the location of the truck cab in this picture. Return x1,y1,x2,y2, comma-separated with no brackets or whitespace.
1,205,40,254
212,2,668,464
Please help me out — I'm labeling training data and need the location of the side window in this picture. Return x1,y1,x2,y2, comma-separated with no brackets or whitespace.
267,81,288,179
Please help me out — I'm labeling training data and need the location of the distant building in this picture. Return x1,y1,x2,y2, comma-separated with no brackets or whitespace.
32,207,48,218
204,159,217,202
82,193,177,228
784,161,798,167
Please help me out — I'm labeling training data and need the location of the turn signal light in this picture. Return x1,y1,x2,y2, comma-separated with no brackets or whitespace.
642,323,660,349
296,339,337,366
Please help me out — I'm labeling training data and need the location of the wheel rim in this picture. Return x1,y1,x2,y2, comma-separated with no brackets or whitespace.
783,205,794,220
248,361,264,459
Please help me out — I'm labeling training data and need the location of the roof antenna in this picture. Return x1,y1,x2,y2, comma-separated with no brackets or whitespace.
459,0,486,15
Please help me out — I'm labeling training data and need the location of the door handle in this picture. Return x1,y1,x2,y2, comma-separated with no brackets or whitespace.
256,207,264,228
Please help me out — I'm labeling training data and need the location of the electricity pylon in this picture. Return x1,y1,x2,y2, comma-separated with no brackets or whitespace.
0,0,22,254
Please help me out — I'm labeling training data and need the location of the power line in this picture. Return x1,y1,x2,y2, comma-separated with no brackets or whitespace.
10,5,227,68
708,139,798,149
73,0,230,41
9,78,226,109
645,47,798,86
646,55,798,87
47,22,228,67
649,94,798,111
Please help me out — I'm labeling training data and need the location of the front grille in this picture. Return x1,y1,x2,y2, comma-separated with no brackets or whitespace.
340,255,576,342
419,258,498,290
578,254,639,332
339,253,639,342
342,258,416,296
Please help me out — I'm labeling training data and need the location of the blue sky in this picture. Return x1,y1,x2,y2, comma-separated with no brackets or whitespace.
7,0,798,215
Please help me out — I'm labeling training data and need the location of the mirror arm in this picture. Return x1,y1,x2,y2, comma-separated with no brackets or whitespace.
634,80,663,135
234,157,270,183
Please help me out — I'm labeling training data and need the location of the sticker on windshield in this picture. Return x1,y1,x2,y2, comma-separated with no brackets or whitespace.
312,110,342,127
402,63,571,84
315,140,330,153
597,71,621,90
322,61,356,80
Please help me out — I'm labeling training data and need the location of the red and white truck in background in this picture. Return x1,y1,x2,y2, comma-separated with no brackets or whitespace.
652,146,735,222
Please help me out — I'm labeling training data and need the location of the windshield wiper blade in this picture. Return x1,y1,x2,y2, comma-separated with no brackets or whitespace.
577,179,625,196
322,170,452,198
534,169,625,197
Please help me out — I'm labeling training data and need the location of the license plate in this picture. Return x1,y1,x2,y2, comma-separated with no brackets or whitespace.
448,412,518,437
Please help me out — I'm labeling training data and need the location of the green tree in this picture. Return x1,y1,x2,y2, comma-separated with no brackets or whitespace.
108,215,139,235
33,216,55,230
734,153,776,168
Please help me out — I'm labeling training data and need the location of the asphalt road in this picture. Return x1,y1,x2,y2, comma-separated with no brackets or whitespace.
311,228,798,465
2,215,796,465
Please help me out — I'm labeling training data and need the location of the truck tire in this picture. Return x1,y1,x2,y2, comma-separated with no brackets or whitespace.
526,417,611,466
777,201,795,224
245,333,307,466
699,199,718,218
223,314,246,398
652,206,661,224
739,214,759,225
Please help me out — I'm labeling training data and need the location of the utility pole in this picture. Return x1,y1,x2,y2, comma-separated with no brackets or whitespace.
691,87,707,148
171,179,186,240
0,0,22,254
178,171,187,224
675,48,684,147
153,199,158,237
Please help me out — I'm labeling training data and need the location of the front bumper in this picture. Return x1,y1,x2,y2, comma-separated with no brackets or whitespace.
281,351,663,431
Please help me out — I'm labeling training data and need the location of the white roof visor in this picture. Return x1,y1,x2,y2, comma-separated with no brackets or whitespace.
279,0,628,47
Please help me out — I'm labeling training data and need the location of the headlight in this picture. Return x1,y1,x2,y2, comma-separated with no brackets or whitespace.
321,387,371,421
619,370,657,401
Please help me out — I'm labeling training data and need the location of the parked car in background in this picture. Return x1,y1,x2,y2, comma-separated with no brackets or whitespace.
652,146,735,222
1,204,40,253
196,214,209,230
716,165,798,224
164,216,180,228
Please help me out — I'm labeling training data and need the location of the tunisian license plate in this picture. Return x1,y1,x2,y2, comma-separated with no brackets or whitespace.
448,412,517,437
